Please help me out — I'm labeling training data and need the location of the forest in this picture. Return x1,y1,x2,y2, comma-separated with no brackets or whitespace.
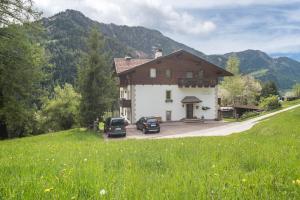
0,0,117,139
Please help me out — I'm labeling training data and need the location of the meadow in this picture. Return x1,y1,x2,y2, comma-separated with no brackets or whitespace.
0,107,300,199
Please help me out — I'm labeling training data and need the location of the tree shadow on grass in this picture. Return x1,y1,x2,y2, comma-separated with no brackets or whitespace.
64,128,103,141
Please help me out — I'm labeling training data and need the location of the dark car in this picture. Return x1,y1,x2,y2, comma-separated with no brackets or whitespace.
104,117,127,137
136,117,160,134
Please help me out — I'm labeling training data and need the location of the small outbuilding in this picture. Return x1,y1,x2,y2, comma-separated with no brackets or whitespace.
220,104,262,118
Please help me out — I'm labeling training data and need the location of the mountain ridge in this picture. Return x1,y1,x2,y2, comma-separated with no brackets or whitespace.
40,9,300,90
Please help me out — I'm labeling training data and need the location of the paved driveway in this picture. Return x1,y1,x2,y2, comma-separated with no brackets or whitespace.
105,104,300,140
125,121,228,139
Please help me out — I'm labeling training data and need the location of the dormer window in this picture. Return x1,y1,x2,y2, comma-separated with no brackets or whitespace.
150,68,156,78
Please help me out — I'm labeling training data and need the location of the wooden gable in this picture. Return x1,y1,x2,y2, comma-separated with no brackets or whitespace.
116,50,232,86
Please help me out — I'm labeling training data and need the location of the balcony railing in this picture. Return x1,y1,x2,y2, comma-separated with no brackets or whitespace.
119,98,131,108
178,78,217,88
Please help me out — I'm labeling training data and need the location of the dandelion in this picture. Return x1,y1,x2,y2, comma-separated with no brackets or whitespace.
242,178,246,182
292,179,300,185
99,189,107,196
212,164,216,168
44,187,54,192
84,158,87,162
71,196,76,199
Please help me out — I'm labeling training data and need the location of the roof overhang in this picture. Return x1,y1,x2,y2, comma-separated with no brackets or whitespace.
181,96,202,103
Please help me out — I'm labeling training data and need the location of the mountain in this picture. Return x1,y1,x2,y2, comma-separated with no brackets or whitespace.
40,9,300,90
207,50,300,90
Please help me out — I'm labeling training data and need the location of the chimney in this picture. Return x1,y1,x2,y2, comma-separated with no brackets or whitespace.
155,48,163,59
125,56,132,60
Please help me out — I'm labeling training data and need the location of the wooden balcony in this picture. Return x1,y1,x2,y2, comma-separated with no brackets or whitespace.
178,78,217,88
120,98,131,108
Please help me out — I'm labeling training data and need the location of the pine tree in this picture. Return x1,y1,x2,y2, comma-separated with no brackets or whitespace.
293,83,300,97
261,81,278,98
78,28,117,127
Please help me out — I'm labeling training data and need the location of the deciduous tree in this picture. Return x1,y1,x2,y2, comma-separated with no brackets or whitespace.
40,83,80,132
0,25,46,138
219,55,262,106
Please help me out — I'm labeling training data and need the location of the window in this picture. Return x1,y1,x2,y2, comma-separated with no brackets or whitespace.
150,68,156,78
186,72,193,78
198,70,203,79
165,90,172,102
146,118,158,123
166,90,171,100
111,119,125,126
165,69,171,78
120,90,124,98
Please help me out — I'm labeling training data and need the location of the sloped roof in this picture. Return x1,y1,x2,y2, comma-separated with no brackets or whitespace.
181,96,202,103
114,58,152,74
114,49,233,76
232,104,261,110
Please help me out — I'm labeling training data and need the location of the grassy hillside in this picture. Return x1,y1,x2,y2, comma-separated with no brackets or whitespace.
0,108,300,199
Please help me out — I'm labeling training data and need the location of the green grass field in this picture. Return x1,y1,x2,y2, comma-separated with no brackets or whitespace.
0,108,300,199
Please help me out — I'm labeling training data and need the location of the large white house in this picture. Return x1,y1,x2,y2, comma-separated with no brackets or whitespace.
114,49,232,123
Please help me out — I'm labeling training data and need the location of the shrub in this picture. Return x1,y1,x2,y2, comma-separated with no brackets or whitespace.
41,84,81,132
259,95,281,111
240,111,260,120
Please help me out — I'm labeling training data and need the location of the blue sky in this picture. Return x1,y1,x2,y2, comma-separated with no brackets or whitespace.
34,0,300,60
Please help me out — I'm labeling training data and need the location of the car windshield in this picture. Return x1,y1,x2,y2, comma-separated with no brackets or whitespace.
111,119,125,126
147,118,157,123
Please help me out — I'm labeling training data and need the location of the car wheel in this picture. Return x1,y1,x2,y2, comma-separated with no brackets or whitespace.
157,130,160,133
143,128,147,134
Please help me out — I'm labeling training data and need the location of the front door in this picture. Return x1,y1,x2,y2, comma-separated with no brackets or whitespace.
166,111,172,121
186,104,193,119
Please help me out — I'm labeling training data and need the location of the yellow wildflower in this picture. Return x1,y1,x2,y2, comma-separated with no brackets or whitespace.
292,179,300,185
44,187,54,192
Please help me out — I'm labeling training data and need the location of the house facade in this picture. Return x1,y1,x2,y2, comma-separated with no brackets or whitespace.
114,49,232,123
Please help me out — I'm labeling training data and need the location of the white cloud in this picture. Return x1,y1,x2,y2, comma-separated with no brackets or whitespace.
159,0,300,9
33,0,300,57
34,0,217,36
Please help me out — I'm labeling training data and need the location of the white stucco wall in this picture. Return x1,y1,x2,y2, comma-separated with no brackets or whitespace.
131,85,217,123
120,86,131,122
